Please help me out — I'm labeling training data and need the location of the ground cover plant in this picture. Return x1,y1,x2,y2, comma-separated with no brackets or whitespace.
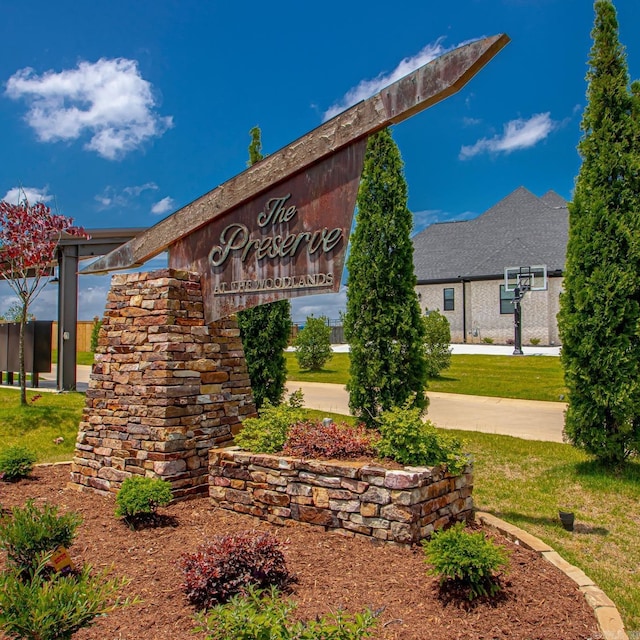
423,522,510,600
0,499,129,639
0,445,37,481
0,500,82,577
115,476,173,528
180,531,292,610
282,420,378,459
0,464,600,639
194,585,378,640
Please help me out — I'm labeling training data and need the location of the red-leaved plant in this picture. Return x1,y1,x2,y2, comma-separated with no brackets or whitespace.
0,197,87,404
282,420,379,460
179,531,292,611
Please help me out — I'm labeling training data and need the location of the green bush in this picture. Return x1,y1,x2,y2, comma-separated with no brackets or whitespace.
481,337,494,344
195,585,378,640
294,315,333,371
0,552,131,640
0,446,37,481
0,500,82,576
374,404,466,474
115,476,173,523
423,311,452,378
90,316,103,353
529,337,541,346
235,393,304,454
422,522,510,600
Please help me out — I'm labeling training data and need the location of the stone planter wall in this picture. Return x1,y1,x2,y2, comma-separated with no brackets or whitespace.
209,448,473,545
71,270,256,500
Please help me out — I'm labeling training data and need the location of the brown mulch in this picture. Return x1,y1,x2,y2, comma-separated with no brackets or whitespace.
0,464,601,640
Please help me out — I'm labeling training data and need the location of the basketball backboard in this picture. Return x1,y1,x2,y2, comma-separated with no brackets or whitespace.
504,265,547,292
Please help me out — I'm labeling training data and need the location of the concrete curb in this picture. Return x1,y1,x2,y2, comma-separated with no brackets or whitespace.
476,511,628,640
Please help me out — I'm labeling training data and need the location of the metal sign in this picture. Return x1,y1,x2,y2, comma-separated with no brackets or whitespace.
82,35,510,322
169,142,365,321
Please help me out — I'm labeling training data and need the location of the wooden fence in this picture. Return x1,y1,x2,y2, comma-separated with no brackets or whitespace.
51,320,97,353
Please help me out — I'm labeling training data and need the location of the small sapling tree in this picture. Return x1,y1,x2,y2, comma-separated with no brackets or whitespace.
0,196,85,405
423,310,452,378
294,315,333,371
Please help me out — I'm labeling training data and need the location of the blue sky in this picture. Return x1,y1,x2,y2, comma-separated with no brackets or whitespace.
1,0,639,322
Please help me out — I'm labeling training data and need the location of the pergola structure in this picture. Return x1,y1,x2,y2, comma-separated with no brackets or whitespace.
56,228,146,391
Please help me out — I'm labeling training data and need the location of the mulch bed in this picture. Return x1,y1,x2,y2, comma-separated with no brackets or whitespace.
0,464,600,639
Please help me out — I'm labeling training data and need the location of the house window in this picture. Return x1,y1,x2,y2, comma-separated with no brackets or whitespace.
443,288,454,311
500,285,515,314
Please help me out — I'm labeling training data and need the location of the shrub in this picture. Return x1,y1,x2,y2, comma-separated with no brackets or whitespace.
529,337,541,346
0,500,82,576
115,476,173,524
422,522,510,600
0,552,131,640
235,394,304,454
194,585,378,640
374,404,466,474
90,316,103,353
283,420,378,459
180,531,292,610
481,337,494,344
423,310,452,378
294,315,333,371
0,446,37,482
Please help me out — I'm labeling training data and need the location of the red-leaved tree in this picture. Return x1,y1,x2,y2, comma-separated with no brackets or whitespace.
0,198,86,405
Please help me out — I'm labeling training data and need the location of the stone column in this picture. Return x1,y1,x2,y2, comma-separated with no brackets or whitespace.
70,269,255,499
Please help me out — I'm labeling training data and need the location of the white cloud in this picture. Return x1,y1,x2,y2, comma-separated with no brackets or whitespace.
151,196,175,216
459,112,556,160
2,186,53,204
323,38,480,122
95,182,158,209
290,288,347,323
5,58,173,160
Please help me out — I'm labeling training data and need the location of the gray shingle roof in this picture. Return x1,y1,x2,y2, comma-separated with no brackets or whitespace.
412,186,568,282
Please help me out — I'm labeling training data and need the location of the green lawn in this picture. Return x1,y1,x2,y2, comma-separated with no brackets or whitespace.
51,350,95,366
0,389,85,463
285,352,567,402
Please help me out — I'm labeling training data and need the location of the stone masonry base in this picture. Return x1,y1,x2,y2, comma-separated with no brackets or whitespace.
209,447,473,545
71,269,256,500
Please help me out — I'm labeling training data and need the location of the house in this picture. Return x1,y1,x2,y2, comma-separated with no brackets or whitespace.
412,187,568,345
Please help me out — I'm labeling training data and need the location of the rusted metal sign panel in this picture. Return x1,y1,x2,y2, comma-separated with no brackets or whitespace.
82,34,509,280
169,142,366,322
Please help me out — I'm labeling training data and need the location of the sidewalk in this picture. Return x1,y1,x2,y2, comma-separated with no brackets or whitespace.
286,381,566,443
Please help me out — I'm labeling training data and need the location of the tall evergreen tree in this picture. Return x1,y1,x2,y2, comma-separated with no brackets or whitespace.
237,127,291,410
344,127,427,426
558,0,640,466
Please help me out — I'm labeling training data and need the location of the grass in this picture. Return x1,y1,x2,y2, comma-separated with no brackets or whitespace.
0,388,85,463
285,352,567,402
51,350,95,366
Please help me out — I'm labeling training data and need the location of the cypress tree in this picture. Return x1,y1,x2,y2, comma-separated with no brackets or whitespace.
237,127,291,410
344,127,427,426
558,0,640,465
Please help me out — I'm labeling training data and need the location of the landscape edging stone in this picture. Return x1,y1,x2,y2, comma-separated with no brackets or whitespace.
475,511,628,640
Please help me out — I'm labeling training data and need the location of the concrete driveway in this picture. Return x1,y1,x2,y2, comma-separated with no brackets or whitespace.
286,382,566,443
